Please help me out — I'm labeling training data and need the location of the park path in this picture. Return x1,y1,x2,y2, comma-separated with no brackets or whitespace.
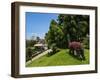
26,49,51,65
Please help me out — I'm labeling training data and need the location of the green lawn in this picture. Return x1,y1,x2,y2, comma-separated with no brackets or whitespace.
26,49,89,67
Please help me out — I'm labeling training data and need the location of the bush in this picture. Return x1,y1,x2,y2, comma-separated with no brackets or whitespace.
51,43,57,53
26,47,33,62
47,43,60,56
47,49,53,56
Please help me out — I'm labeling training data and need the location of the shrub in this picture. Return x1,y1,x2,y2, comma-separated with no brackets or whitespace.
47,49,53,56
26,47,33,62
51,43,57,53
47,43,60,56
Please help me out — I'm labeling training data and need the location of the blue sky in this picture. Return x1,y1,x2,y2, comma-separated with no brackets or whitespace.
26,12,58,40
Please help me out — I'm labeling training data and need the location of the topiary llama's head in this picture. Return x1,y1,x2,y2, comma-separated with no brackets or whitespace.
69,41,82,50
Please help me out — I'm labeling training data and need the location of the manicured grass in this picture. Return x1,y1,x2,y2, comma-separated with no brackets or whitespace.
26,49,89,67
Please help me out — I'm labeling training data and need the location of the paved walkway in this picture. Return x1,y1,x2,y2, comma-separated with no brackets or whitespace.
26,49,51,65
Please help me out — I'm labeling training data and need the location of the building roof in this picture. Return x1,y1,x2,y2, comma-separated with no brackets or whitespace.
34,43,44,47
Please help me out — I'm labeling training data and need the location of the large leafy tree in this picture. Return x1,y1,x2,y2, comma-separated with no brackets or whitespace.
58,14,89,46
45,20,64,48
58,14,89,41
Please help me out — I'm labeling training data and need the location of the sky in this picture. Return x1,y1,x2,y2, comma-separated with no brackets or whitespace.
26,12,58,40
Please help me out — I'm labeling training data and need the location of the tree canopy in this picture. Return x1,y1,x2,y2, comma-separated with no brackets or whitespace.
45,14,89,49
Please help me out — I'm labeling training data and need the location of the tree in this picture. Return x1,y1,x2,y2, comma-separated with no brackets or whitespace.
36,36,40,42
57,14,89,47
45,20,64,48
26,40,37,48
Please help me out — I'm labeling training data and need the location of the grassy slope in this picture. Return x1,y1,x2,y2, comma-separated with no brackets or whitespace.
26,49,89,67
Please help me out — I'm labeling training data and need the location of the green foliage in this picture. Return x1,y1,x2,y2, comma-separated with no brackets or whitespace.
45,20,64,48
47,43,60,56
58,14,89,42
26,40,37,48
26,47,33,61
51,43,57,53
45,14,89,48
